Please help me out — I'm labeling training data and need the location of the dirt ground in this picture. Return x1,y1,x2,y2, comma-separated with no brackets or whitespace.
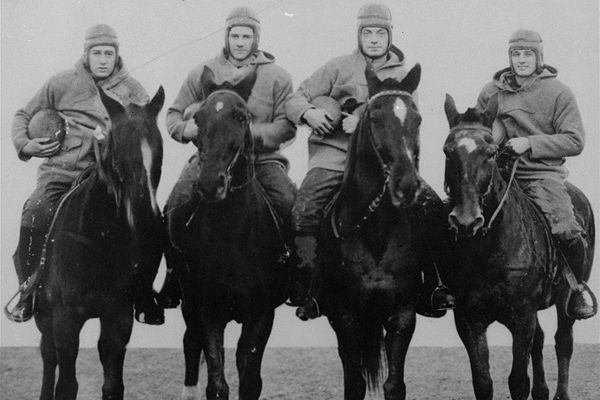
1,345,598,399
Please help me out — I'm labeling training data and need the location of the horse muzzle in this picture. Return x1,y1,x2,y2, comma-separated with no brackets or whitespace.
390,175,421,208
198,172,229,202
448,207,485,238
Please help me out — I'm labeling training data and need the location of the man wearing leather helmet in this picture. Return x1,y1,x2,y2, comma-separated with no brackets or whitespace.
7,24,164,325
285,2,456,320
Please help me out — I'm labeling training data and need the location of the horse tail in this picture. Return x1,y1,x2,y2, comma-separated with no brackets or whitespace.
359,289,387,390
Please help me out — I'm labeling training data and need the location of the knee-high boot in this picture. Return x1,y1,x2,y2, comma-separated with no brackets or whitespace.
560,235,596,320
287,234,322,320
6,227,47,322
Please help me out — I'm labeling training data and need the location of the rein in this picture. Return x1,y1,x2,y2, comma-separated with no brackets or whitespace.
331,89,412,240
481,156,519,236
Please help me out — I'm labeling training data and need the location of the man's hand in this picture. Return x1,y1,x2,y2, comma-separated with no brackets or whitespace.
22,137,60,157
183,119,199,141
505,137,531,155
341,112,359,134
303,108,334,136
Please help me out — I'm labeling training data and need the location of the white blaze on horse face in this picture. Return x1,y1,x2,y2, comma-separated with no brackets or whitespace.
215,101,224,112
393,97,407,125
458,137,477,154
141,138,159,214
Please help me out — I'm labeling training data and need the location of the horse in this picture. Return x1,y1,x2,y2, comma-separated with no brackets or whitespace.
33,86,165,400
165,66,290,400
441,94,595,400
315,63,436,400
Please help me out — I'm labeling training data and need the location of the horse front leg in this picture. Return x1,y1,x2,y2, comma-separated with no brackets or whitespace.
201,316,228,400
98,304,133,400
236,309,274,400
35,309,57,400
330,312,367,400
454,310,493,400
506,312,537,400
553,303,575,400
382,306,416,400
530,316,549,400
181,298,204,400
52,307,85,400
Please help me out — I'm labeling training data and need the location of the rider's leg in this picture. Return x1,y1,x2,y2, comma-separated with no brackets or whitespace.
254,161,297,262
289,168,343,320
520,179,596,320
8,180,71,322
412,180,455,317
157,154,202,308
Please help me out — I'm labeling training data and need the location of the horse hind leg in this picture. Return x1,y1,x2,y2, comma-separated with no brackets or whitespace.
507,312,537,400
530,315,549,400
553,304,575,400
236,310,275,400
52,307,85,400
382,307,416,400
35,311,58,400
98,307,133,400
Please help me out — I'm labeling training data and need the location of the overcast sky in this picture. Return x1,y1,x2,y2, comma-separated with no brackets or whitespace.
1,0,598,348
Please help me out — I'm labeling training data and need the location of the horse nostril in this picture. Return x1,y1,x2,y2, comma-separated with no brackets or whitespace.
448,213,459,230
471,216,485,235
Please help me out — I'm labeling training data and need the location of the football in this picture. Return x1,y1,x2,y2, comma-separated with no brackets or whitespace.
27,109,67,144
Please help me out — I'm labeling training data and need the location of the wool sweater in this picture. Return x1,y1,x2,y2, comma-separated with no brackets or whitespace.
285,46,409,172
12,58,149,183
476,66,584,181
166,50,295,167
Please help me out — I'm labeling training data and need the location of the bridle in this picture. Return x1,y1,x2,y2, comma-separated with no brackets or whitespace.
331,89,415,239
198,89,254,193
446,126,519,237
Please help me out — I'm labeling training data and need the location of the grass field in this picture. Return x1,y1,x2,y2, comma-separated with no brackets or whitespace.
1,345,598,399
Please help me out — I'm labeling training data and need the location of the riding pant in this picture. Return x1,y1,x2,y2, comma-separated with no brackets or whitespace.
517,179,583,241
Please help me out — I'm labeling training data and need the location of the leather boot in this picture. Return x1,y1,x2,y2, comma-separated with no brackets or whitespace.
288,234,321,320
6,227,46,322
415,270,456,318
561,235,596,320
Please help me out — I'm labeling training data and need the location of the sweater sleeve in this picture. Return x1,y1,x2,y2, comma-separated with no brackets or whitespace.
166,67,204,143
528,88,585,159
285,62,336,125
11,80,55,161
251,71,296,153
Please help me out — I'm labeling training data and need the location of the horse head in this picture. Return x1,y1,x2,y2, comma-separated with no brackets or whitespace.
362,63,422,207
192,66,256,202
443,94,498,237
98,86,165,230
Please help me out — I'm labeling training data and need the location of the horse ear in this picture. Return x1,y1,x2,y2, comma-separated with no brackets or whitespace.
147,86,165,117
365,63,381,97
234,67,257,102
444,94,460,128
99,88,126,122
481,93,498,129
200,66,218,96
399,63,421,94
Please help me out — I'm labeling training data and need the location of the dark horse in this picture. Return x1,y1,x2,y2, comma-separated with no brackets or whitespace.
166,67,290,400
33,87,165,400
441,94,595,400
317,64,434,400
